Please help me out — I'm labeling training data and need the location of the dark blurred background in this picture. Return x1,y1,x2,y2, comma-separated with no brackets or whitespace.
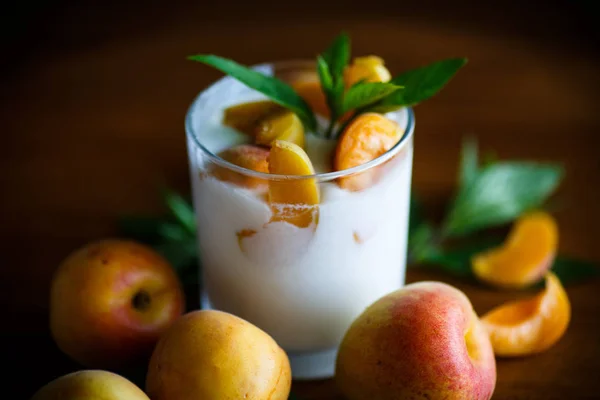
1,0,599,398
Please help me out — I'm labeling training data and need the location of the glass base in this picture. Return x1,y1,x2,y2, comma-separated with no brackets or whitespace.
201,292,336,380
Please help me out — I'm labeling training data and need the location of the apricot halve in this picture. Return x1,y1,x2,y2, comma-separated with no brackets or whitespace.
343,56,392,88
482,272,570,357
268,140,319,228
212,144,269,189
291,80,330,118
472,211,558,289
333,112,403,191
255,109,305,148
222,100,283,135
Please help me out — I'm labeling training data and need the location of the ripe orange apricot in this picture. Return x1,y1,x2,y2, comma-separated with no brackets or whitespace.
212,144,269,189
222,100,283,135
481,272,570,357
255,109,305,148
268,140,319,228
343,56,392,88
333,112,403,191
472,211,558,289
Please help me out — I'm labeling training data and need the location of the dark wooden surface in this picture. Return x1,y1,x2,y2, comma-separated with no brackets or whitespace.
1,1,599,398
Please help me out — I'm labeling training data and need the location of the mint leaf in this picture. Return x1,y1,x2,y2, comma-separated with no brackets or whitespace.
155,238,198,274
341,82,402,114
459,137,479,186
372,58,467,111
321,32,350,81
117,216,167,244
552,256,600,286
188,54,317,131
316,56,333,92
162,187,197,236
443,162,563,237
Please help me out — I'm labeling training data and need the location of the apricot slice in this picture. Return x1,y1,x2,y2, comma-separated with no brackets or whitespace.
482,272,570,357
292,80,330,118
472,211,558,289
268,140,319,228
222,100,283,135
343,56,392,88
212,144,269,189
255,109,305,148
333,112,403,191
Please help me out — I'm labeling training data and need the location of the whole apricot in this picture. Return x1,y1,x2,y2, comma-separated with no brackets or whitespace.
336,281,496,400
146,309,291,400
31,370,149,400
50,239,185,369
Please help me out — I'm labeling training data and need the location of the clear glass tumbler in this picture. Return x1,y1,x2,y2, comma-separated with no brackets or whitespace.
185,61,415,379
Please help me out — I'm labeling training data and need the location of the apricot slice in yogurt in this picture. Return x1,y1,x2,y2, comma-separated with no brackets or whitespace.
333,112,403,191
482,272,570,357
268,140,319,228
255,109,305,148
344,56,392,88
212,144,269,189
222,100,283,135
472,211,558,289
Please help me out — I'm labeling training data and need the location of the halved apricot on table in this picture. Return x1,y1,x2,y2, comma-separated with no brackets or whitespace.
268,140,319,228
333,112,403,191
255,109,305,148
222,100,283,135
343,56,392,88
482,272,570,357
211,144,269,189
472,211,558,289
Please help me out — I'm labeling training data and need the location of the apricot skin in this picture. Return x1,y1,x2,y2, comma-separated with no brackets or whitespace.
146,310,291,400
336,281,496,400
222,100,283,136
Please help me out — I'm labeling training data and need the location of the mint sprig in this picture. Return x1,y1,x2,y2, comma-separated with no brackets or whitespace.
188,55,317,132
370,58,468,112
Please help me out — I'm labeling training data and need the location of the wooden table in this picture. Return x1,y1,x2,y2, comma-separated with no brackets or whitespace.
2,1,599,398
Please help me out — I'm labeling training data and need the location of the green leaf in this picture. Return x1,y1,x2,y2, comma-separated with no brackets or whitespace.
551,256,600,286
320,32,350,81
188,54,317,131
316,56,333,92
443,162,564,237
373,58,467,111
162,188,197,236
408,222,438,263
341,82,402,114
408,192,425,237
157,222,191,242
459,137,479,187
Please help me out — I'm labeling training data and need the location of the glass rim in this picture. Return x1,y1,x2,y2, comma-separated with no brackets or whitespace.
185,60,415,181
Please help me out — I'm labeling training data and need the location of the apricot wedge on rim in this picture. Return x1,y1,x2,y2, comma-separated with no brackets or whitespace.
334,112,403,191
255,109,305,148
268,140,319,228
222,100,283,135
343,56,392,88
482,272,570,357
472,211,558,289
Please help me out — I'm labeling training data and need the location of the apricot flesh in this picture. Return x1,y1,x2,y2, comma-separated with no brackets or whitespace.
336,281,496,400
344,56,392,88
472,211,558,289
334,112,403,191
268,140,319,228
255,109,305,148
146,310,291,400
481,272,570,357
222,100,283,135
212,144,270,189
292,80,330,118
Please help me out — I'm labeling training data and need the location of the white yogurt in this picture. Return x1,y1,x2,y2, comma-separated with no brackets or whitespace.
185,64,414,378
